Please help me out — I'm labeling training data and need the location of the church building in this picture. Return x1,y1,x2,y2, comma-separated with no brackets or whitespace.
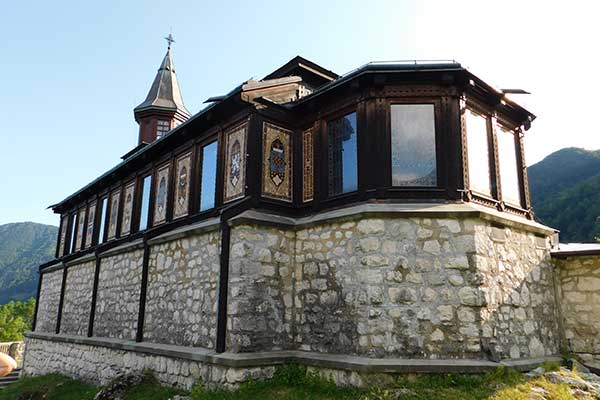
23,38,600,389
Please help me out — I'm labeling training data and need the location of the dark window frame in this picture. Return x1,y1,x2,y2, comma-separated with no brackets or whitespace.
323,107,360,200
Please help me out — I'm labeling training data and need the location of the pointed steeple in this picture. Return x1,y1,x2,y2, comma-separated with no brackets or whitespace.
134,35,191,145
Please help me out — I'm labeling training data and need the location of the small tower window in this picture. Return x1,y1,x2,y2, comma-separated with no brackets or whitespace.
156,120,170,138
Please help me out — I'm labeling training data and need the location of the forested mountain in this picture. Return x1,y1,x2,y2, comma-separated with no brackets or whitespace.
0,222,57,304
528,147,600,242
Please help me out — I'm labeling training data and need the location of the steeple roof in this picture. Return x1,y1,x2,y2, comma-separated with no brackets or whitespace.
134,48,191,117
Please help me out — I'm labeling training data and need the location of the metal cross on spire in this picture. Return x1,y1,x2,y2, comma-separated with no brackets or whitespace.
165,33,175,49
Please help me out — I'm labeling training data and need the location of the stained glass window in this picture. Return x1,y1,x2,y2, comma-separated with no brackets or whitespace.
391,104,437,187
328,112,358,196
200,141,218,211
465,110,492,196
497,126,522,206
97,197,108,245
139,175,152,231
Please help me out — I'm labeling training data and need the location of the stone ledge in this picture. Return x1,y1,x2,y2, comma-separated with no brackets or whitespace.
25,332,559,374
64,253,95,267
147,217,221,246
229,202,555,236
98,238,144,259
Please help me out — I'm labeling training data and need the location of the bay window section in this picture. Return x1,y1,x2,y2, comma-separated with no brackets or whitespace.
327,112,358,196
199,141,218,211
138,175,152,231
497,126,522,206
465,110,492,196
97,197,108,245
391,104,437,187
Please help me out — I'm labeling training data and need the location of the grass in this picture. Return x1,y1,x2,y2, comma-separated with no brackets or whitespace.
0,364,590,400
0,373,97,400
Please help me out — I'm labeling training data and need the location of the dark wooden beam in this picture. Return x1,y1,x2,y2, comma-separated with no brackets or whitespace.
87,254,101,337
215,221,231,353
31,271,44,332
55,266,68,334
135,240,150,342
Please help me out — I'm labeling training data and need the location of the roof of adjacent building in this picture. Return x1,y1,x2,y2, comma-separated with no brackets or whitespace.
551,242,600,258
134,48,191,118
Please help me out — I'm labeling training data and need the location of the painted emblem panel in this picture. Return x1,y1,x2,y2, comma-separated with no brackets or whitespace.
261,123,292,202
224,123,247,203
75,207,86,250
173,152,191,219
302,128,314,203
107,189,121,240
153,165,170,225
120,183,135,235
84,202,96,248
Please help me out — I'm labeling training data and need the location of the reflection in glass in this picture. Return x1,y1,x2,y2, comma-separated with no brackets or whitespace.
391,104,437,186
98,198,108,244
69,214,78,253
139,175,152,231
328,112,358,196
465,110,492,196
200,142,218,211
497,127,521,206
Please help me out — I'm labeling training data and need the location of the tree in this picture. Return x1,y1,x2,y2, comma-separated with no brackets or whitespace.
0,299,35,341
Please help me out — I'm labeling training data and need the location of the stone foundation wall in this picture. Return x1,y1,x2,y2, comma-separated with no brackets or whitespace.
23,337,274,390
93,249,143,340
227,224,295,352
556,255,600,364
35,269,63,333
475,223,559,360
144,231,221,348
61,260,95,336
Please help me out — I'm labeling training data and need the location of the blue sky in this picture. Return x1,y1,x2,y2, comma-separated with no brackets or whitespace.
1,1,599,226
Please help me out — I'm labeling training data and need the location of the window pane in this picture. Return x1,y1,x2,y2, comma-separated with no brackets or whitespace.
465,110,492,196
328,112,358,196
139,175,152,231
391,104,437,186
69,214,77,253
98,198,108,244
497,127,521,206
200,142,218,211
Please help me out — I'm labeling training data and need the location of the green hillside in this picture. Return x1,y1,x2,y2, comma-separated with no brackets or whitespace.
528,147,600,242
0,222,57,304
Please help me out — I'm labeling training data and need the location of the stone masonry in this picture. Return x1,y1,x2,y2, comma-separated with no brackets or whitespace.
555,255,600,364
227,224,295,352
61,260,95,336
35,269,63,333
144,231,221,348
28,210,596,390
93,249,143,340
23,337,275,390
291,217,559,359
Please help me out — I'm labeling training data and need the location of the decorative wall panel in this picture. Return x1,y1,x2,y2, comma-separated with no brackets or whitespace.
107,189,121,240
75,207,86,250
84,202,96,248
261,123,292,202
302,128,314,202
120,183,135,236
224,123,247,203
173,152,191,219
153,165,170,225
58,216,68,257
